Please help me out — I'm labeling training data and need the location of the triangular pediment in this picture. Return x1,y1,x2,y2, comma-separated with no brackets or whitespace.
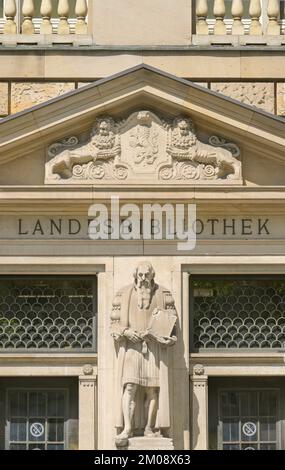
0,64,285,187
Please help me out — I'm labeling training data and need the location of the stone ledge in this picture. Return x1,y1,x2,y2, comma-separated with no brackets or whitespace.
0,34,93,47
192,34,285,47
0,34,284,49
127,437,174,451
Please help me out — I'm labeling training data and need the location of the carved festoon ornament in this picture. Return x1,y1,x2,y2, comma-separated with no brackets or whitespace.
45,110,241,184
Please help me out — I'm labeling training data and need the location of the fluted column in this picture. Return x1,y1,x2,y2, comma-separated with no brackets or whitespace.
75,0,88,34
213,0,226,35
267,0,280,35
3,0,17,34
231,0,244,35
40,0,53,34
58,0,70,34
22,0,35,34
249,0,262,35
196,0,209,35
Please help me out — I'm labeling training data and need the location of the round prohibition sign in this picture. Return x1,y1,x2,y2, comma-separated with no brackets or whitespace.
242,422,257,437
30,422,44,438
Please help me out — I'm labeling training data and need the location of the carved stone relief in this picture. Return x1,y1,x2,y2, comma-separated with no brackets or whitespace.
211,82,274,114
11,82,75,114
110,261,177,447
277,83,285,117
45,110,241,184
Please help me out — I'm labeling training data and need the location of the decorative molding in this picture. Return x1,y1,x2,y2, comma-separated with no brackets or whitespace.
193,364,205,376
45,111,242,185
83,364,94,376
160,117,241,181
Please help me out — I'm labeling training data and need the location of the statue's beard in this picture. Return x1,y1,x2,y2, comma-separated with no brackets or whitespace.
136,279,152,309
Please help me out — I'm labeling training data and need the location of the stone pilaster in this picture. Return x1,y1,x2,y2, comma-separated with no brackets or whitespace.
191,366,208,450
79,366,97,450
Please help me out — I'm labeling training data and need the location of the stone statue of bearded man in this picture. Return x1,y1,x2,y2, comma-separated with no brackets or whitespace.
110,262,177,445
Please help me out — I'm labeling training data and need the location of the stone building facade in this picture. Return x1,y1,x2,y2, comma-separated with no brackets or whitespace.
0,0,285,451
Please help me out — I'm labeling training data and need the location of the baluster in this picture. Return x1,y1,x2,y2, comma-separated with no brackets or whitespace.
75,0,88,34
40,0,53,34
213,0,226,35
267,0,280,35
22,0,35,34
3,0,17,34
249,0,262,35
58,0,70,34
231,0,244,35
196,0,209,35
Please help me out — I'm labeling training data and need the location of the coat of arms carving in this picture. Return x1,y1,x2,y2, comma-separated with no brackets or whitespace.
45,110,241,185
129,111,159,167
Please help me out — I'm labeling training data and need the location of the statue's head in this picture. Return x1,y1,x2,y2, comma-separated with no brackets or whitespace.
91,117,114,137
133,262,156,309
133,262,155,289
175,116,196,136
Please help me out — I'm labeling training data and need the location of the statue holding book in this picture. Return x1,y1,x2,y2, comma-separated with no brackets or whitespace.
110,262,177,446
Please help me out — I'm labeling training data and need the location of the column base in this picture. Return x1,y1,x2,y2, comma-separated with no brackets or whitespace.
117,436,174,450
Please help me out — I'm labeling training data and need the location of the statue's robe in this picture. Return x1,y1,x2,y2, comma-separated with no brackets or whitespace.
111,283,177,431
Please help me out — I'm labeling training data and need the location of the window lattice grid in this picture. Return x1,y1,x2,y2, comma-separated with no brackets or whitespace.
191,277,285,350
8,389,67,450
0,277,96,351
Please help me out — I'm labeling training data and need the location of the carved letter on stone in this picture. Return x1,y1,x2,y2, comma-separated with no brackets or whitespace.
45,111,241,185
110,262,177,448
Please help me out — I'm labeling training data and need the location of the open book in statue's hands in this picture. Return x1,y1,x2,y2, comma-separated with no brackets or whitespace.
142,307,177,345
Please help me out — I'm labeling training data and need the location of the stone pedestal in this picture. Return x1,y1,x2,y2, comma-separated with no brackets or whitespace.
127,437,174,450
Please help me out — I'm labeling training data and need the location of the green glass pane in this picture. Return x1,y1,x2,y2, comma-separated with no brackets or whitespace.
29,392,46,417
259,391,277,417
260,419,277,442
48,418,64,442
0,0,3,18
10,391,28,417
240,391,258,417
10,419,27,442
222,419,239,442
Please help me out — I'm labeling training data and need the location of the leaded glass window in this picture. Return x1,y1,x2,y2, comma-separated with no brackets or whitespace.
219,389,279,450
7,389,67,450
0,277,97,352
191,276,285,351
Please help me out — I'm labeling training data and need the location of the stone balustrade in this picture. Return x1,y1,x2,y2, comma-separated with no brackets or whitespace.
0,1,284,45
196,0,282,35
2,0,88,35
